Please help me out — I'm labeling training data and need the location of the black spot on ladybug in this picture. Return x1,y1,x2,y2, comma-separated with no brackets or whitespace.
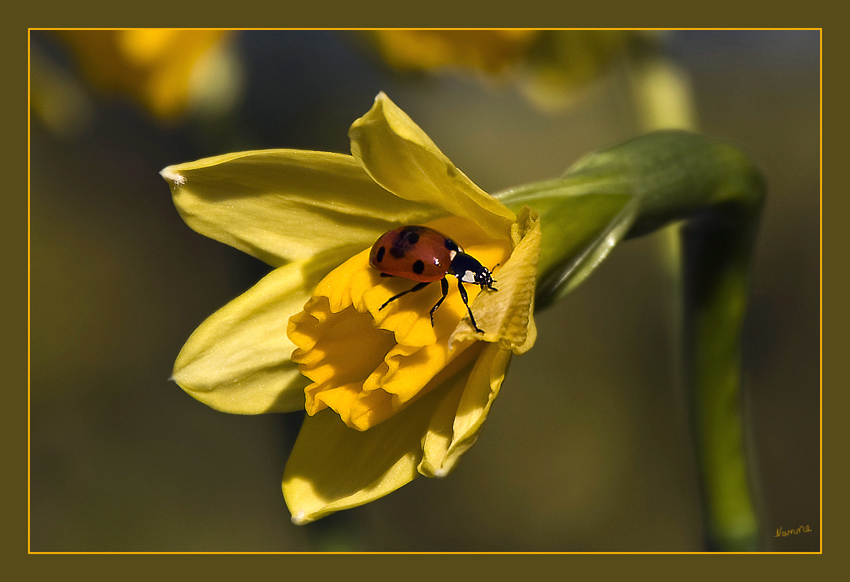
407,231,420,244
444,239,459,252
376,246,386,263
412,260,425,275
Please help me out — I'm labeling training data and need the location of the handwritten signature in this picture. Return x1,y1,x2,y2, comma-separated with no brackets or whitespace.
775,525,812,537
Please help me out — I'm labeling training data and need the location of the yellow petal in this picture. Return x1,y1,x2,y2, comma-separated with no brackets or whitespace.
419,343,512,477
162,149,438,267
284,338,512,522
282,372,465,525
450,206,541,354
349,93,516,240
173,260,335,414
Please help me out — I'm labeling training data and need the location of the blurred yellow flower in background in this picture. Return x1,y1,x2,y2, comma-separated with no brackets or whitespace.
368,29,636,110
54,29,236,120
370,29,540,74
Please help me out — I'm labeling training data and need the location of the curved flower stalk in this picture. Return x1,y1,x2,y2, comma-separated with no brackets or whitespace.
164,93,765,548
163,93,539,524
495,131,765,550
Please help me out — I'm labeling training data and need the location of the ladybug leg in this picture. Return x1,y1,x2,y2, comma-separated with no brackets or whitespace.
379,281,431,310
457,280,483,333
428,278,450,326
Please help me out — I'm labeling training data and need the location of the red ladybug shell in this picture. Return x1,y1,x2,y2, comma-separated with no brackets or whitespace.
369,226,460,283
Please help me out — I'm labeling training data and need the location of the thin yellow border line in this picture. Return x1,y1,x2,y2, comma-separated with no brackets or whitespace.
29,551,822,556
818,28,823,554
27,28,33,556
26,27,825,31
26,27,824,556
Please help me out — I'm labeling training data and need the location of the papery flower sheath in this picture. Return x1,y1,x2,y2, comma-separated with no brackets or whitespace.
163,92,540,524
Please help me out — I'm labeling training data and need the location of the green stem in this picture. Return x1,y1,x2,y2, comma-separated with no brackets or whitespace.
682,207,762,551
625,34,699,133
495,130,765,550
626,46,762,549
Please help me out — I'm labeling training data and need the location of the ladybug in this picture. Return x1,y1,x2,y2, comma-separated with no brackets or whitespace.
369,225,497,333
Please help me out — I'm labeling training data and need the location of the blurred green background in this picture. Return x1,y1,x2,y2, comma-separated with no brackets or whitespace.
29,29,820,552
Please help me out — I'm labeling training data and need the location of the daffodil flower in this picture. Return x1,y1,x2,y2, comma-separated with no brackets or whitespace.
162,93,540,524
164,91,766,548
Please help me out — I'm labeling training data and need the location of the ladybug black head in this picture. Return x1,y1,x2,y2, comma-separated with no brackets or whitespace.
474,266,496,290
450,252,497,291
